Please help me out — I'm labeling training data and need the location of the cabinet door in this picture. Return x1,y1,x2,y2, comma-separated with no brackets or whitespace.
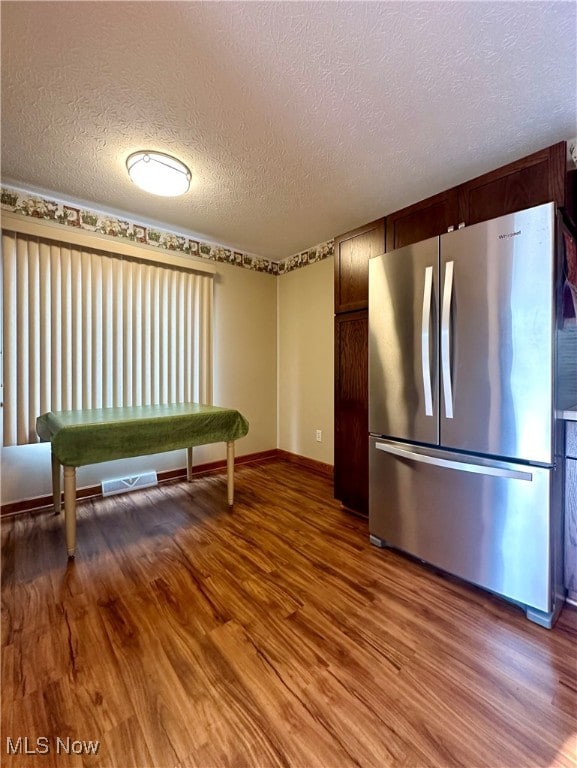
566,169,577,229
334,219,385,313
385,188,459,252
459,142,566,226
334,311,368,515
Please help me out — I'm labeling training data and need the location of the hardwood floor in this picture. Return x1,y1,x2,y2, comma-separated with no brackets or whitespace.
2,459,576,768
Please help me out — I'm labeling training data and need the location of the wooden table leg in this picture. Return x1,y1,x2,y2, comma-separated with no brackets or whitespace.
51,450,62,515
187,447,193,481
63,465,77,558
226,441,234,506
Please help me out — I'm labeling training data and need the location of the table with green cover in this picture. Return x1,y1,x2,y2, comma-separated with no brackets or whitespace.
36,403,249,557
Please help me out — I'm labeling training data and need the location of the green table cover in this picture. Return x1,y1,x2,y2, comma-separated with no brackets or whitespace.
36,403,249,467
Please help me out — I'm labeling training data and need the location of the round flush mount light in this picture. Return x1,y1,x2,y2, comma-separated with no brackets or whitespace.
126,151,191,197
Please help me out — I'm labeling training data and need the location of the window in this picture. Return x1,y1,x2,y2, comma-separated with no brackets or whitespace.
2,229,213,446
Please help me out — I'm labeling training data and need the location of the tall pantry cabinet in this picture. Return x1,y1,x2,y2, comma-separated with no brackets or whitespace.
334,219,385,515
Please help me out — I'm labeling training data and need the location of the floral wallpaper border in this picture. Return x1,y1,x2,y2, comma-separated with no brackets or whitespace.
0,186,334,275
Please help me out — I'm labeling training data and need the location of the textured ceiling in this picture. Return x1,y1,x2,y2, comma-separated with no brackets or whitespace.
2,1,576,261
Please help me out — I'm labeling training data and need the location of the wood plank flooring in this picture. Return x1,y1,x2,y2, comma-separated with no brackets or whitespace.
2,459,576,768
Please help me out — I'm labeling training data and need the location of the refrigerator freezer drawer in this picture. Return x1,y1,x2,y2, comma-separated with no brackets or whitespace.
369,438,554,612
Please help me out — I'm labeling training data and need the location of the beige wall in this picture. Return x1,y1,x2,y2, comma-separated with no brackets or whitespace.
0,260,277,505
212,261,277,455
277,256,334,464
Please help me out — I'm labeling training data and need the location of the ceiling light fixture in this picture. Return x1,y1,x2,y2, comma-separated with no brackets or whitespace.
126,151,191,197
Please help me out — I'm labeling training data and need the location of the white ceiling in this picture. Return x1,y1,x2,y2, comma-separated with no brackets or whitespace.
1,1,576,261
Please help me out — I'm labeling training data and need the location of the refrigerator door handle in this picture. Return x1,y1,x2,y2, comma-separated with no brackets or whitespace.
441,260,454,419
421,266,434,416
374,441,533,481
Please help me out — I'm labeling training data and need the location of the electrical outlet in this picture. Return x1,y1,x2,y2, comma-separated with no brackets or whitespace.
315,429,322,442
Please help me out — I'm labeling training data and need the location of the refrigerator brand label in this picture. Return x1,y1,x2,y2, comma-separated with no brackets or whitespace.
498,230,521,239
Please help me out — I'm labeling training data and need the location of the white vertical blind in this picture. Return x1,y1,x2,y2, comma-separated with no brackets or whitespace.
2,231,213,446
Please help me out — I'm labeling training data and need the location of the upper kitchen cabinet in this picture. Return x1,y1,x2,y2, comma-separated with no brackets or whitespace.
458,142,571,227
384,142,576,253
334,218,385,313
385,187,459,252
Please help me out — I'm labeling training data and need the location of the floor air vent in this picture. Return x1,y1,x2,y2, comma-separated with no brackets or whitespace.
101,471,158,497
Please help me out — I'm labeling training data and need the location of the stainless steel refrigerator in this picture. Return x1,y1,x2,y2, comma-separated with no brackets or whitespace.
368,202,568,628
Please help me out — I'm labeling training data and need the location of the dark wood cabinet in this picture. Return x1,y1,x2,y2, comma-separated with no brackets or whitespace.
384,141,574,252
334,310,369,515
458,142,568,226
385,187,459,252
334,219,385,313
333,218,384,515
566,169,577,229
